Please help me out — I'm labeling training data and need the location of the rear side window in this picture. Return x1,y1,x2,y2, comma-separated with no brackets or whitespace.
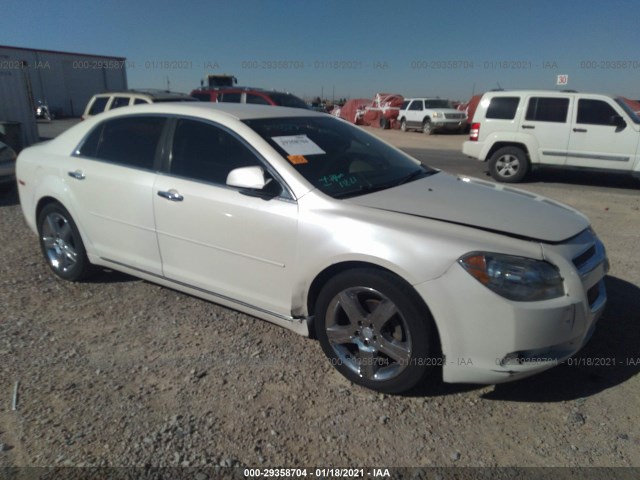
486,97,520,119
577,99,618,125
76,116,166,170
408,101,423,111
134,98,149,105
111,97,131,109
525,97,569,123
88,97,109,115
169,119,261,185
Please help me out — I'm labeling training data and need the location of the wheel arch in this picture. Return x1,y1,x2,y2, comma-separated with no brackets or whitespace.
484,142,531,162
305,260,440,349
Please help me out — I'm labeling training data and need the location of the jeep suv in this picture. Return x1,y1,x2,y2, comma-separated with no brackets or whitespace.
190,87,309,110
462,90,640,183
82,89,196,120
398,98,466,134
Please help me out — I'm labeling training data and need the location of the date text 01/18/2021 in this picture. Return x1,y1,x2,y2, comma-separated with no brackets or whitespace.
243,467,392,478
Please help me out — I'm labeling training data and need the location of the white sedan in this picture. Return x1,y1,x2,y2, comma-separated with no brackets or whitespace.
17,103,609,393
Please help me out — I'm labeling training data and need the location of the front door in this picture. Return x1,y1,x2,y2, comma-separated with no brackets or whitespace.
153,118,298,317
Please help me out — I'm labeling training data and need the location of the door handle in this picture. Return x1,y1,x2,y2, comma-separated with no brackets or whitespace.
68,170,85,180
573,128,587,133
521,125,535,129
157,189,184,202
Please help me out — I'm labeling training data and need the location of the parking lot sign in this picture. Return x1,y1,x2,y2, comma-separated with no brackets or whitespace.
557,74,569,86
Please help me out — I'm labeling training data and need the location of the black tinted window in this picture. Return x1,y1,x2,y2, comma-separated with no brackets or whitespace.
77,116,166,170
220,92,241,103
170,119,260,185
192,92,213,102
88,97,109,115
408,101,423,111
111,97,131,109
486,97,520,119
525,97,569,123
577,99,618,125
134,98,149,105
246,94,271,105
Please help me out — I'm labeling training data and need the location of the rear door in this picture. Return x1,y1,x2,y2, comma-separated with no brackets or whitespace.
68,115,167,274
566,96,638,171
521,95,572,166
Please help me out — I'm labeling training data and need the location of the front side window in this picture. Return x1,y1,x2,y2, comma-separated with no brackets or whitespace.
244,116,435,199
525,97,569,123
88,97,109,115
486,97,520,120
577,99,618,125
76,116,166,170
169,119,262,185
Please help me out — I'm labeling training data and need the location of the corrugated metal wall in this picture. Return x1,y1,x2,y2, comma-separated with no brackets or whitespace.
0,46,127,121
0,56,39,150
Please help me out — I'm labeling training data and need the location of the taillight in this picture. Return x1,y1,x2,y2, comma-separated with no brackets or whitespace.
469,123,480,141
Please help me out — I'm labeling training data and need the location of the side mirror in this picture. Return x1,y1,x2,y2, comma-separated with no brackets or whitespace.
226,166,267,189
610,114,626,130
226,166,281,199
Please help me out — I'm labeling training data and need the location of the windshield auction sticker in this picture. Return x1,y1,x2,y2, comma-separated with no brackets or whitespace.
272,135,326,156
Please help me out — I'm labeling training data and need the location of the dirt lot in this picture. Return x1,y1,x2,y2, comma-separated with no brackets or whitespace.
0,121,639,472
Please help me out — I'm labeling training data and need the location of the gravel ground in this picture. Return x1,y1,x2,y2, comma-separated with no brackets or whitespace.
0,122,639,471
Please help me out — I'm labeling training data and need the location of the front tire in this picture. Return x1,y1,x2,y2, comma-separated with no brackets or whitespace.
422,119,433,135
37,203,94,281
314,268,438,394
488,147,529,183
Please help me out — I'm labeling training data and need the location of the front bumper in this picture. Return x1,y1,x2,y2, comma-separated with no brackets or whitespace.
415,230,608,384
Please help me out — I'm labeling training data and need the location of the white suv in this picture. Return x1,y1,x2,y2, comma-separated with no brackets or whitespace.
463,90,640,182
398,98,467,134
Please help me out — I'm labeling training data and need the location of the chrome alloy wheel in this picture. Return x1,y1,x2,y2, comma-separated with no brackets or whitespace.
324,286,412,381
494,153,521,178
41,212,78,274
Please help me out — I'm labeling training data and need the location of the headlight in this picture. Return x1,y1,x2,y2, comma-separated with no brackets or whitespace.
458,252,564,301
432,112,442,118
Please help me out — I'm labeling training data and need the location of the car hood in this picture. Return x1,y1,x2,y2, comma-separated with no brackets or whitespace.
346,173,589,243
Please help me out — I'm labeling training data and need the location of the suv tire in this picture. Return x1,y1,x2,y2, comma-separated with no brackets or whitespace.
422,119,433,135
488,147,529,183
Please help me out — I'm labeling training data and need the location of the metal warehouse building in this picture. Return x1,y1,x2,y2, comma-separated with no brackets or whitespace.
0,45,128,148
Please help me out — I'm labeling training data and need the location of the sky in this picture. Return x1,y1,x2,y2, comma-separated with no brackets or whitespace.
2,0,640,102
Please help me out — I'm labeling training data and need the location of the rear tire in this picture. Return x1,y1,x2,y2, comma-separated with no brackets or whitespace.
488,147,529,183
37,203,94,281
314,268,438,394
400,119,407,132
379,117,389,129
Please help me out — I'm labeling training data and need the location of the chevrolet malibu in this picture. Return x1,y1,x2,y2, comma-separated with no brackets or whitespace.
17,103,609,393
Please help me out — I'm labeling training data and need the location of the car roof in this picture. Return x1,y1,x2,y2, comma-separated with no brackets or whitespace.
95,101,324,121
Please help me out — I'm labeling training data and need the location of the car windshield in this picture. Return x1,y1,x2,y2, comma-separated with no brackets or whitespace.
614,97,640,124
424,99,453,109
244,116,436,198
268,93,309,109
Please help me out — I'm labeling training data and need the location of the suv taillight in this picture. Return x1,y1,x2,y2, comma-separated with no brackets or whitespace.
469,123,480,141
